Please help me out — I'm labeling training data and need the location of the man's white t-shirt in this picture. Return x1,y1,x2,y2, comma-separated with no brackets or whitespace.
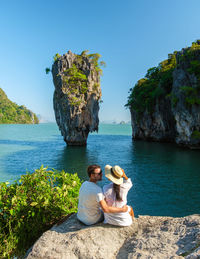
77,181,104,225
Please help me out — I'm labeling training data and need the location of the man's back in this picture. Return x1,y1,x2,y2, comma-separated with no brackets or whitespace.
77,181,103,225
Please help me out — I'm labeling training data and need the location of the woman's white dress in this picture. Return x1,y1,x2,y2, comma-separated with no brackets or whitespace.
103,178,133,226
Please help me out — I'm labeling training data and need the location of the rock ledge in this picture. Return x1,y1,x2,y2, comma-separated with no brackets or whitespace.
25,214,200,259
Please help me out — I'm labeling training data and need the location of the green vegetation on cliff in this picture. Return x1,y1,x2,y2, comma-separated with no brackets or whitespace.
63,64,88,106
66,51,104,106
0,166,82,258
126,53,176,113
126,40,200,113
46,50,105,106
0,88,39,124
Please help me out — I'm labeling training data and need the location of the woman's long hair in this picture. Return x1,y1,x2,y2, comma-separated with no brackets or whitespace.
113,183,122,201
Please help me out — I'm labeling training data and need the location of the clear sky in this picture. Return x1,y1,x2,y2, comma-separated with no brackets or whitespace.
0,0,200,123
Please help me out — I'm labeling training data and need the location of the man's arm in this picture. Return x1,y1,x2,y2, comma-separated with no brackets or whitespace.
99,199,128,213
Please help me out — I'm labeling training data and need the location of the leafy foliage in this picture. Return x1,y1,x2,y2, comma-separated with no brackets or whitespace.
191,130,200,139
45,67,51,74
87,53,105,75
0,166,82,258
62,51,104,107
53,53,61,62
0,88,39,124
126,53,176,113
180,86,200,105
178,41,200,88
46,50,104,107
63,64,88,106
126,40,200,114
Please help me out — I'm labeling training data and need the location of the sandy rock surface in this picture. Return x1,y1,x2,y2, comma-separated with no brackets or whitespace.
25,214,200,259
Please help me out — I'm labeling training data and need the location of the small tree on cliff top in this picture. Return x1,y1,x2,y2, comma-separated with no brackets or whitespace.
45,50,106,76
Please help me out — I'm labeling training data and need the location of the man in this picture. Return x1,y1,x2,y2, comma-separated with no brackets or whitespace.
77,164,128,225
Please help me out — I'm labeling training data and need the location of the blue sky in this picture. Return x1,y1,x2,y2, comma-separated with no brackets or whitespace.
0,0,200,122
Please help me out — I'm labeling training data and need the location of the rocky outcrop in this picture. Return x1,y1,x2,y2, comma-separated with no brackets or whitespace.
131,98,176,143
171,50,200,147
25,214,200,259
129,41,200,149
52,51,102,145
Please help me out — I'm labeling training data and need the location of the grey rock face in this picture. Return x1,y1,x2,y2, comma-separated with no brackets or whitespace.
131,98,176,143
172,58,200,148
52,51,101,145
25,214,200,259
130,47,200,149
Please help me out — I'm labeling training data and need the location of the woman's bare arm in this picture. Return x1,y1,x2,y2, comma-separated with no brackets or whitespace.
99,199,128,213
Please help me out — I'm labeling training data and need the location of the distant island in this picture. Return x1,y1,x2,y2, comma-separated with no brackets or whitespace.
0,88,39,124
119,121,126,124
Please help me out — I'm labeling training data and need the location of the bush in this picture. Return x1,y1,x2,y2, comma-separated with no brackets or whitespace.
126,53,176,114
191,130,200,139
0,166,82,258
180,86,200,105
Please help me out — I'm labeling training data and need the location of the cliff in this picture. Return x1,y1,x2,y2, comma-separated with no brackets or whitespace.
25,213,200,258
0,88,38,124
51,50,103,145
126,41,200,149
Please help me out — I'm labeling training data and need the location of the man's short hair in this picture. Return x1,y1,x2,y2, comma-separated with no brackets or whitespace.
87,165,101,177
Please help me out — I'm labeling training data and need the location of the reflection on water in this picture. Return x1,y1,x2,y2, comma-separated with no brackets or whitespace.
129,141,200,217
0,123,199,217
58,146,90,180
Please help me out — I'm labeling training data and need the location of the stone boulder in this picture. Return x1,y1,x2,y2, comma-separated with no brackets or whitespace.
25,214,200,259
52,51,102,146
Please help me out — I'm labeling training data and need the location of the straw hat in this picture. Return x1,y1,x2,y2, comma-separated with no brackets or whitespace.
105,165,123,185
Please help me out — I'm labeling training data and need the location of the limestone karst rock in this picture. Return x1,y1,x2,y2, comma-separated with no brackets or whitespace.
52,51,102,145
25,213,200,258
127,41,200,149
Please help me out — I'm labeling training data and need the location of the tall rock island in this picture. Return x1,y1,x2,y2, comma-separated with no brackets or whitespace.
126,40,200,149
51,51,103,145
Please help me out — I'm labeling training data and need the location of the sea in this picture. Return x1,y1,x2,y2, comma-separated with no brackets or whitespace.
0,123,199,217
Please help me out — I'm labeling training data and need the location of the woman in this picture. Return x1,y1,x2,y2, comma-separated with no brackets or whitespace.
103,165,134,226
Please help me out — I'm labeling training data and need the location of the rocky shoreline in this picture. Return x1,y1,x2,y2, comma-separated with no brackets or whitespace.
25,213,200,259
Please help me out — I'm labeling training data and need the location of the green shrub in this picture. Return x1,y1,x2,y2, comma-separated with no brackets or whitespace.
47,50,104,107
53,53,61,62
93,83,100,90
191,130,200,139
126,53,176,114
45,67,51,74
180,86,200,105
187,60,200,75
63,64,89,106
0,166,82,258
171,95,179,107
185,97,200,105
126,40,200,115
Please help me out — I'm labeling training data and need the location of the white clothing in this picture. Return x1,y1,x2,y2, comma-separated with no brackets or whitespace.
103,178,133,226
77,181,104,225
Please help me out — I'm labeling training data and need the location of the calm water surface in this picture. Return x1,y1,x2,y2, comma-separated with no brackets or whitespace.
0,123,199,217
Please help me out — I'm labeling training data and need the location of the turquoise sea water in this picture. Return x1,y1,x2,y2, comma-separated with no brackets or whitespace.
0,123,199,217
